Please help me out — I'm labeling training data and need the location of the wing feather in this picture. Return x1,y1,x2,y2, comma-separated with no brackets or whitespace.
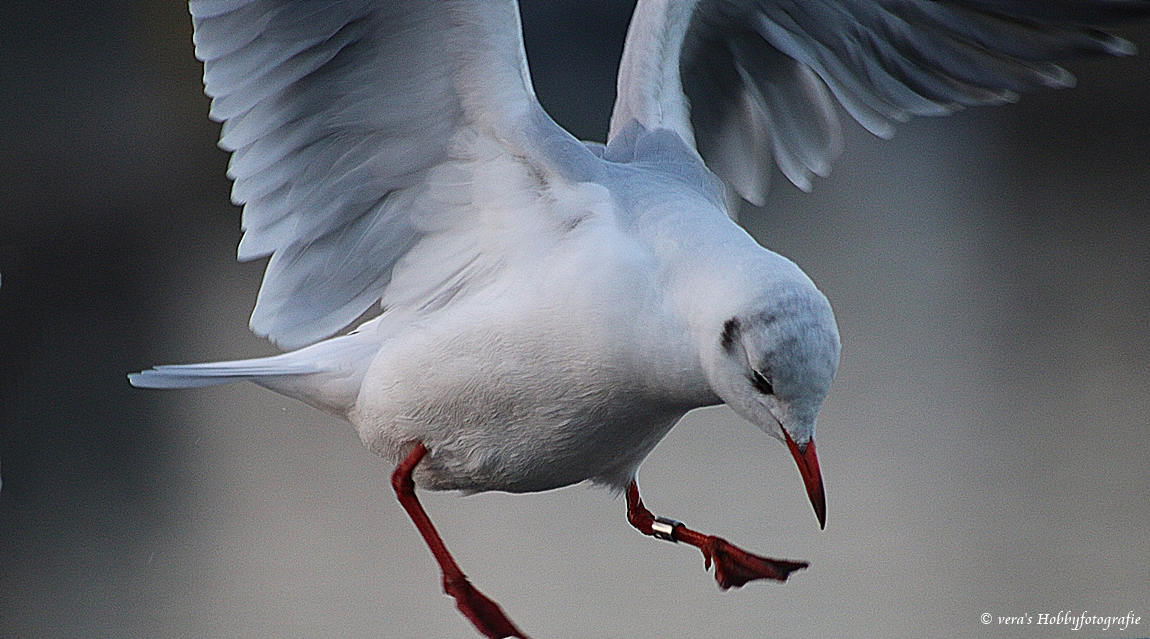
190,0,597,349
612,0,1149,204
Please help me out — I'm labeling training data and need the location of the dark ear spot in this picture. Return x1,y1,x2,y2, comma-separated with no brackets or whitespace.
720,317,740,353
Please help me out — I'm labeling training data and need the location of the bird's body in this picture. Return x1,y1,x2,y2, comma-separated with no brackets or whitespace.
349,128,709,493
270,123,817,495
354,292,692,493
129,1,1149,636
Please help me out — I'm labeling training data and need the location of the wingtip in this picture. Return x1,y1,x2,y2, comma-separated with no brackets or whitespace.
1104,35,1138,57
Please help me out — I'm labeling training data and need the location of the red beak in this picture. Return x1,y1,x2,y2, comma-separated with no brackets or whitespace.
783,429,826,529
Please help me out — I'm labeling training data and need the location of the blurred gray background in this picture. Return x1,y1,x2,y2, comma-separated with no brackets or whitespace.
1,2,1148,638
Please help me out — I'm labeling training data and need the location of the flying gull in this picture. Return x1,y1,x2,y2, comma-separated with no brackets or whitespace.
131,1,1148,636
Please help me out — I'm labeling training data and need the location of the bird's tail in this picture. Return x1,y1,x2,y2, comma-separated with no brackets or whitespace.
129,333,379,417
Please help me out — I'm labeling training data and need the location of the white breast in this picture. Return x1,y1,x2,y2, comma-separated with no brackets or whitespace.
350,217,708,493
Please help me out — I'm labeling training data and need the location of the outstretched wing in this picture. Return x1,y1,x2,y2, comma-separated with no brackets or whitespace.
611,0,1149,205
192,0,598,349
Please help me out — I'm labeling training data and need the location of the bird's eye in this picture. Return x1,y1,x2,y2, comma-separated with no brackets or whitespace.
750,370,774,395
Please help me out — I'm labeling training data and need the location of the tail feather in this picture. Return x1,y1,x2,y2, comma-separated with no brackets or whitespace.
129,333,379,416
128,358,318,389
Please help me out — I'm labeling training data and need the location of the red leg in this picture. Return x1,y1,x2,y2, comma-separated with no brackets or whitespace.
391,443,530,639
625,480,808,590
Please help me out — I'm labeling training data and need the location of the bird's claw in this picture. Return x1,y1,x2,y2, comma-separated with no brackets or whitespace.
697,536,808,590
443,575,531,639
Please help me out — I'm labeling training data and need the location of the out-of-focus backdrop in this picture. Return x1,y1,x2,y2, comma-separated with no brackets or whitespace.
2,2,1148,638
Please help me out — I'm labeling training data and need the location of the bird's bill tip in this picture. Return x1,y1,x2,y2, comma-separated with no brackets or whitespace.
783,429,826,529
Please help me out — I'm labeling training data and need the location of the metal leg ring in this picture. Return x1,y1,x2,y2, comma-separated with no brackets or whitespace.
651,516,681,543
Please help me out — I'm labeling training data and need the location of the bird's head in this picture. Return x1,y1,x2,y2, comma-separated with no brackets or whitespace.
704,272,840,529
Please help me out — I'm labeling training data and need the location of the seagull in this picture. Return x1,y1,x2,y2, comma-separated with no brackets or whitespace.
131,1,1148,637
